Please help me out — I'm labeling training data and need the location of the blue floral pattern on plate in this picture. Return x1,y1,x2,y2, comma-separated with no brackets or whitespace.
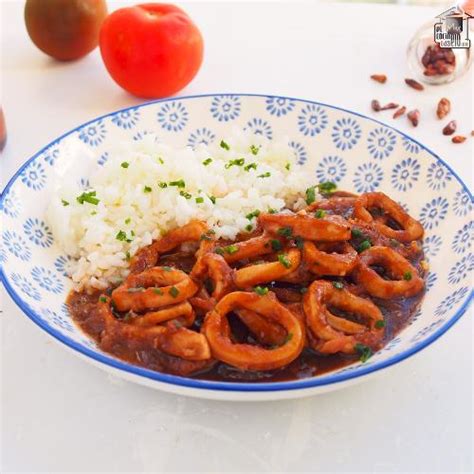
158,102,188,132
315,155,347,183
210,95,241,122
298,104,328,136
390,157,420,192
0,94,471,397
265,97,296,117
367,127,396,159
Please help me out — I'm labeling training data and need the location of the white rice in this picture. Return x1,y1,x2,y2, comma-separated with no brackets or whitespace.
47,128,313,290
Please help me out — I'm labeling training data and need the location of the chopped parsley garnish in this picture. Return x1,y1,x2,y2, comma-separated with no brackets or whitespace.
99,296,107,303
295,236,304,249
179,190,192,199
244,162,257,172
332,281,344,290
215,248,224,256
285,163,291,171
317,181,337,194
91,210,97,216
277,226,293,238
220,140,230,150
254,286,269,296
125,217,131,225
300,287,308,294
223,244,239,255
202,158,213,166
270,239,282,251
225,158,245,169
169,179,185,188
116,230,133,242
246,209,260,220
158,157,164,164
358,240,371,253
257,171,271,178
403,271,412,281
121,162,129,168
305,186,316,205
76,191,99,205
245,224,253,232
158,182,168,188
162,266,172,272
153,288,164,295
351,228,364,239
314,209,326,219
278,254,291,269
143,186,152,193
200,232,212,241
268,208,277,214
250,144,260,155
208,195,216,204
195,196,204,204
125,251,131,261
375,320,385,329
169,286,179,298
61,199,70,206
354,343,373,362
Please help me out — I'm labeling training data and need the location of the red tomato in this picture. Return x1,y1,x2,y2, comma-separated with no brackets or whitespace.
99,3,204,98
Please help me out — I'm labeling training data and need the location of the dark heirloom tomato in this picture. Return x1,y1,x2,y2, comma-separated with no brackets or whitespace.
99,3,204,98
24,0,108,61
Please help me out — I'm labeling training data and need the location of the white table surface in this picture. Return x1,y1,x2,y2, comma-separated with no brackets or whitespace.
1,1,473,472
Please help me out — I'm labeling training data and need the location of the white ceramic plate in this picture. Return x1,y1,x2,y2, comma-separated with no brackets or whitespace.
1,94,472,401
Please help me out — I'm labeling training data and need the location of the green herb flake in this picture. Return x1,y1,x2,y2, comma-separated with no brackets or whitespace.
125,217,131,225
257,171,271,178
295,236,304,249
250,144,260,155
200,232,211,241
220,140,230,150
76,191,100,205
179,190,192,199
169,286,179,298
268,208,277,214
202,158,213,166
300,287,308,294
245,224,253,232
254,286,269,296
215,248,225,256
246,209,261,220
314,209,326,219
354,343,373,362
270,239,282,251
375,320,385,329
225,158,245,169
99,296,107,303
61,199,70,207
143,186,152,193
91,210,97,216
244,162,257,172
153,288,164,295
278,254,291,269
332,281,344,290
285,163,291,171
162,266,172,272
358,240,372,253
121,162,129,169
169,179,185,188
209,195,217,204
195,196,204,204
305,186,316,205
116,230,129,242
317,181,337,194
125,251,131,261
158,182,168,188
403,271,413,281
277,226,293,238
351,228,364,239
158,157,164,164
223,244,239,255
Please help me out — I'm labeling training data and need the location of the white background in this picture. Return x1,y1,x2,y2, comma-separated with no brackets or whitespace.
1,1,473,472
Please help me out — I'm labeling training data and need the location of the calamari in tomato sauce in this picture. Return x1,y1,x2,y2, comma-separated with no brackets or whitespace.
68,191,428,382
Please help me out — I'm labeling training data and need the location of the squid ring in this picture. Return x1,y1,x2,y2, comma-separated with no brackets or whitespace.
98,297,211,362
112,267,199,312
130,301,195,328
203,291,304,371
353,192,423,242
303,280,384,355
303,241,358,276
354,246,424,299
194,253,235,300
234,248,301,288
259,212,351,241
215,234,280,264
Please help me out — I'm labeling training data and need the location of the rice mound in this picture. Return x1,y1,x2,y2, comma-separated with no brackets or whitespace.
47,128,313,289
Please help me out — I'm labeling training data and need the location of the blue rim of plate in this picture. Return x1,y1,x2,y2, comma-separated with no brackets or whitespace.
1,93,473,393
